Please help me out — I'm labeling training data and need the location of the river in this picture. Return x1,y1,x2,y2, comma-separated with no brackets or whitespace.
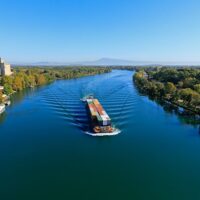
0,70,200,200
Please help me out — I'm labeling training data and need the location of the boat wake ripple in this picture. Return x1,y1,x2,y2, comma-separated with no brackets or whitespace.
40,70,139,134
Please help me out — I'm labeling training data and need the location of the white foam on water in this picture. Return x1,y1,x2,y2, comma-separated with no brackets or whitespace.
84,129,121,137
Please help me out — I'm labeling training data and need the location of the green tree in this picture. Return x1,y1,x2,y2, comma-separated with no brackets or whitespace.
165,82,176,94
179,88,199,105
191,92,200,108
3,84,13,95
2,76,13,85
194,84,200,94
183,77,197,88
164,82,176,99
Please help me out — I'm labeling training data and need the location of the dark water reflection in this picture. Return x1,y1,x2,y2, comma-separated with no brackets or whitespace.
156,100,200,127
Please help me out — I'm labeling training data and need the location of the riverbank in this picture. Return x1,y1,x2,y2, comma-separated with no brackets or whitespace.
134,67,200,116
0,66,111,102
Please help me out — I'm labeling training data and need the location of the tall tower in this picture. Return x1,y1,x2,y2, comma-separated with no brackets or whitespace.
0,58,13,76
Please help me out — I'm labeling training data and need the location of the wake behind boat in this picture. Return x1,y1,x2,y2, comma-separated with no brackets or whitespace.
82,95,120,136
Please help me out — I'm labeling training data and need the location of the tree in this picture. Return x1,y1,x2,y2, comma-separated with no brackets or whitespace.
134,71,146,80
155,82,165,97
177,81,183,88
164,82,176,99
2,76,13,85
0,90,3,103
183,77,197,88
191,92,200,108
179,88,199,106
12,76,23,91
27,75,36,87
194,84,200,94
3,84,13,95
165,82,176,94
134,67,200,114
36,74,46,85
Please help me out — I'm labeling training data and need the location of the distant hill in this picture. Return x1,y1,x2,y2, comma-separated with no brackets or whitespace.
11,58,200,66
75,58,156,66
12,58,153,66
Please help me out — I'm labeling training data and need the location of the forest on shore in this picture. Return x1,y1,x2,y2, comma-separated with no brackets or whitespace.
0,66,111,103
134,67,200,115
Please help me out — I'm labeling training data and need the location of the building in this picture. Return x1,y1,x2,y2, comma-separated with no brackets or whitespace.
0,58,13,76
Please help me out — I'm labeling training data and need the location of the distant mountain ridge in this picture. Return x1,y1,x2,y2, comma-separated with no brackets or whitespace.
76,58,150,66
12,58,155,66
11,58,200,66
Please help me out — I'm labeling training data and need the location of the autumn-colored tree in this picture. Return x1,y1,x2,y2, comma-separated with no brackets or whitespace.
36,74,46,86
27,75,36,87
0,67,111,102
12,76,23,91
0,90,3,103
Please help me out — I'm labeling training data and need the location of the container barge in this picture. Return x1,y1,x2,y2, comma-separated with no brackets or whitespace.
82,95,119,136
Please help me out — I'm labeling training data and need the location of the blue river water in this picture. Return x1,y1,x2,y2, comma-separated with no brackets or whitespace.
0,70,199,200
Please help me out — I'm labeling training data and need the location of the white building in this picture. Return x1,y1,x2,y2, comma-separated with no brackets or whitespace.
0,58,13,76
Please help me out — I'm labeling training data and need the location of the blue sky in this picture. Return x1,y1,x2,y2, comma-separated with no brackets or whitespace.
0,0,200,63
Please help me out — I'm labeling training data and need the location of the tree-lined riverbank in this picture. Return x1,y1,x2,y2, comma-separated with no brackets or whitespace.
134,67,200,115
0,67,111,103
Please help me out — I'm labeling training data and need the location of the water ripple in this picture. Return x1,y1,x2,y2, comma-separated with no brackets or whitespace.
40,70,139,132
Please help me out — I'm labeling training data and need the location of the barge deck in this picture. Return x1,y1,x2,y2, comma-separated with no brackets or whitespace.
82,96,119,136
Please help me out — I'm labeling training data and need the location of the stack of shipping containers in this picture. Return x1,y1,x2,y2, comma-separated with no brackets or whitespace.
86,99,111,126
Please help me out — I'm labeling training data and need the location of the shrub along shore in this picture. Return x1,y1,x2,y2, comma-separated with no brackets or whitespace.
134,67,200,115
0,66,111,103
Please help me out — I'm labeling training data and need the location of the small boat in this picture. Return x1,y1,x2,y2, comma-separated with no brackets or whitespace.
82,95,120,136
0,104,5,115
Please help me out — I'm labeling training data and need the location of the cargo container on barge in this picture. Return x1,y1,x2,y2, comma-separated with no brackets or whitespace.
82,95,119,136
